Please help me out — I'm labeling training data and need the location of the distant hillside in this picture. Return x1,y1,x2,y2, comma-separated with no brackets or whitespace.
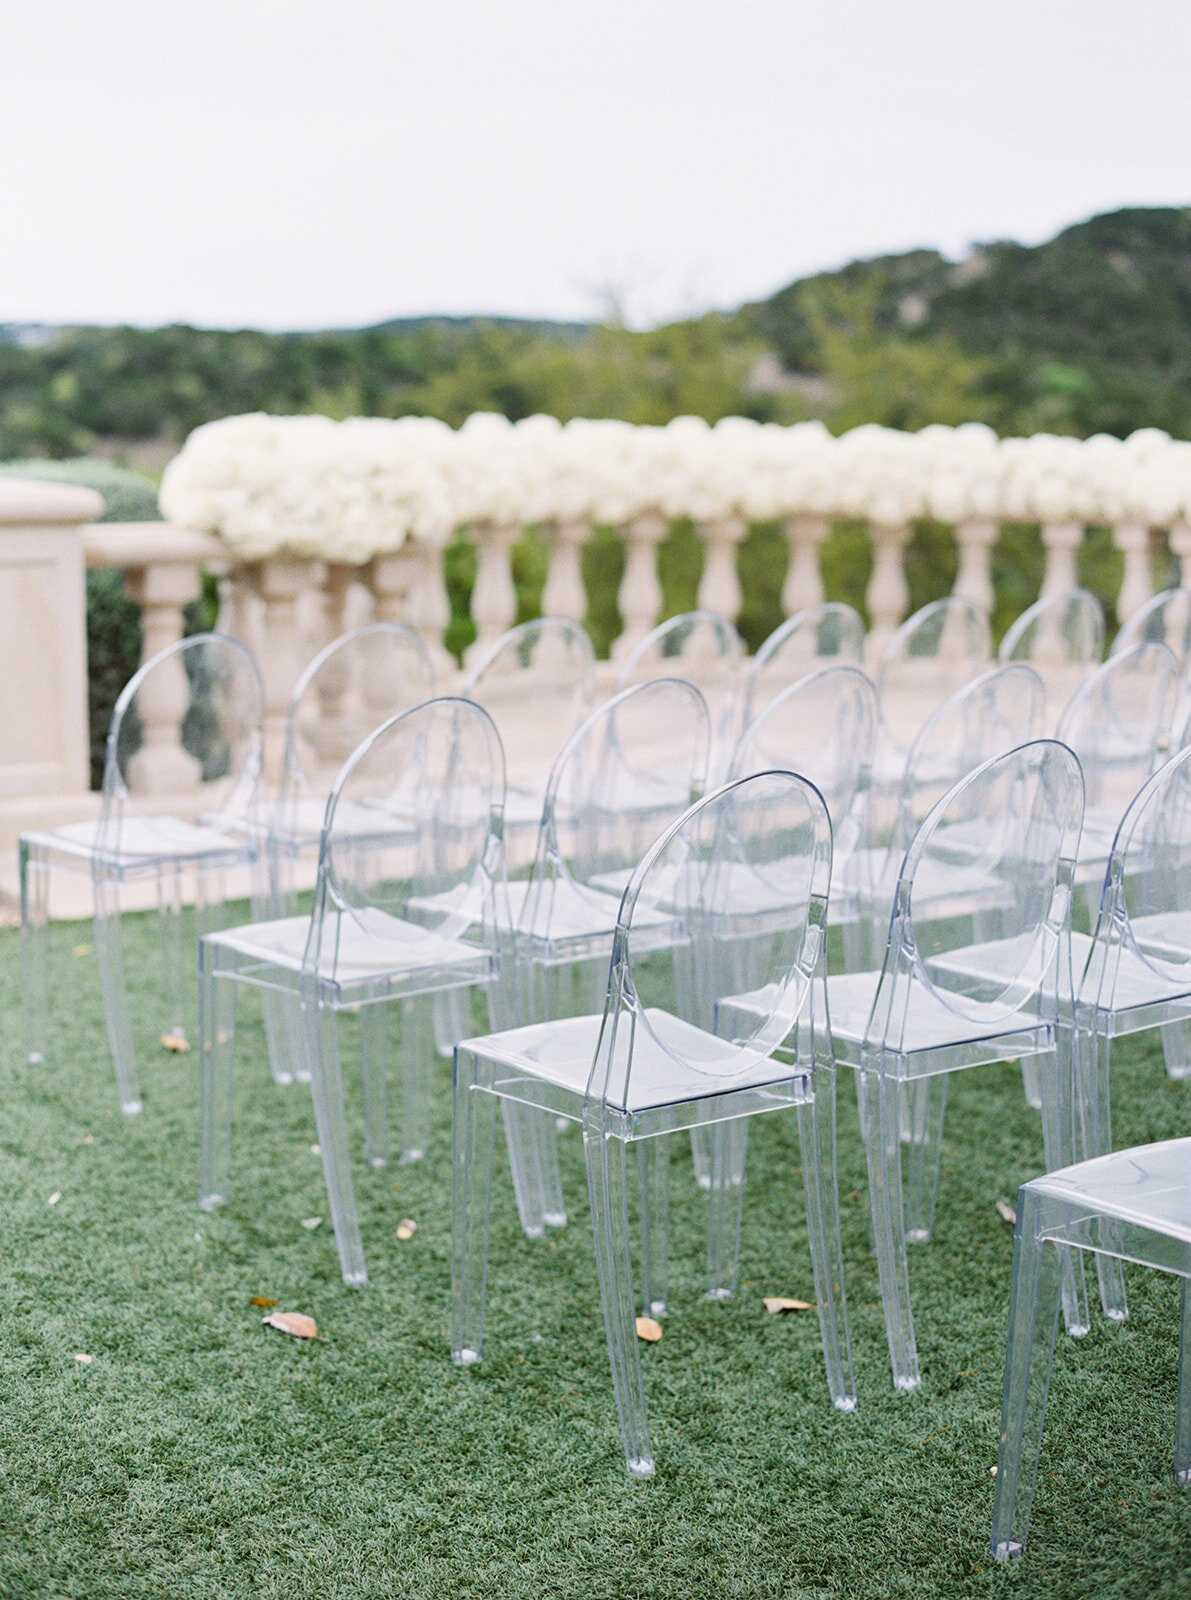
2,206,1190,460
743,207,1191,436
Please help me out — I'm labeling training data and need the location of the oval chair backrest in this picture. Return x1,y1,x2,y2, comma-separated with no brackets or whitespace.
745,603,866,721
1096,742,1191,994
1111,587,1191,671
282,623,435,801
998,589,1105,718
877,739,1085,1034
875,597,992,754
105,632,265,838
1055,642,1178,815
309,697,506,973
586,770,831,1111
614,610,744,772
730,665,877,864
462,617,595,788
529,678,711,907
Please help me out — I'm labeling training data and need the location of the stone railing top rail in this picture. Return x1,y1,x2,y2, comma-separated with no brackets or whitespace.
0,477,104,525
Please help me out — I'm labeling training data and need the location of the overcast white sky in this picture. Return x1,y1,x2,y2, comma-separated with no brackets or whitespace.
2,0,1189,330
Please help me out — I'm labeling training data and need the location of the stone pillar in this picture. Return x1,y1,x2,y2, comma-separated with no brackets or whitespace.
781,514,828,615
253,556,310,784
1038,521,1084,600
612,509,668,661
696,511,748,623
865,521,912,665
465,519,521,664
1112,519,1155,623
541,517,590,625
370,543,455,676
951,518,998,614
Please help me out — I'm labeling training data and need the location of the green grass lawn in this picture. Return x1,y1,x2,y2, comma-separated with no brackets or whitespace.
1,913,1188,1599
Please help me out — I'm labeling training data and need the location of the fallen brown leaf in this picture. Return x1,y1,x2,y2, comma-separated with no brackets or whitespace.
635,1316,663,1342
160,1034,191,1053
995,1199,1017,1226
262,1311,318,1340
300,1217,322,1230
763,1296,815,1314
72,944,91,958
73,1352,92,1365
396,1219,417,1241
250,1297,278,1308
47,1192,61,1206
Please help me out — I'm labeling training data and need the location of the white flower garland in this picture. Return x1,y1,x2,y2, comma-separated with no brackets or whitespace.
159,412,1191,564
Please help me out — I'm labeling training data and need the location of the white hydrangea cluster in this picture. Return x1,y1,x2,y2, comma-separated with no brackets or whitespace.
160,413,1191,564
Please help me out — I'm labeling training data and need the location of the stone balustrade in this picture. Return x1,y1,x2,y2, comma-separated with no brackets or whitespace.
0,474,1182,902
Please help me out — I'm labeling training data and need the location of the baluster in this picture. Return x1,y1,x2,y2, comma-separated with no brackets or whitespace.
696,512,748,623
370,544,455,674
781,514,828,614
1038,521,1083,600
123,560,204,795
612,509,667,661
952,518,998,614
542,516,590,624
254,557,309,785
466,519,521,664
1113,519,1155,623
865,521,912,665
322,562,355,649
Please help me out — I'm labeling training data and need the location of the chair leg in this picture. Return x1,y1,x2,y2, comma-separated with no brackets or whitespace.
899,1075,947,1245
19,840,50,1067
586,1125,655,1477
1034,1039,1094,1337
92,873,142,1116
261,991,303,1086
797,1067,858,1412
501,1099,567,1237
305,993,367,1287
990,1192,1065,1561
704,1118,749,1302
637,1135,670,1318
198,943,239,1211
1020,1058,1044,1109
157,862,189,1043
361,1001,390,1169
1073,1025,1127,1325
450,1045,499,1366
1161,1019,1191,1081
860,1065,920,1391
1175,1276,1191,1486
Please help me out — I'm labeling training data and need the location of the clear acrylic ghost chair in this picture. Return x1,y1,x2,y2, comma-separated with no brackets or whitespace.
198,697,506,1287
998,588,1105,727
497,678,712,1239
613,610,744,780
265,622,435,916
1054,641,1178,879
990,1136,1191,1560
462,617,595,867
687,666,879,1201
1110,585,1191,670
720,740,1087,1391
744,603,867,723
250,623,435,1088
872,596,992,789
20,633,265,1115
452,771,856,1477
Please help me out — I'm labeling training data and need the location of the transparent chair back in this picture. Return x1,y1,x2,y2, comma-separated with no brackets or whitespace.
99,632,265,859
730,665,877,914
613,610,744,778
1110,585,1191,669
462,617,595,853
997,588,1104,723
875,596,992,760
870,663,1047,917
745,603,866,722
1054,641,1178,846
271,622,435,905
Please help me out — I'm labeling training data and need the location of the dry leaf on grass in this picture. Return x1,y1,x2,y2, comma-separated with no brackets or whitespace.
73,1352,92,1365
635,1316,663,1343
47,1192,61,1206
81,1134,93,1145
995,1199,1017,1226
396,1219,417,1241
72,944,91,958
160,1034,191,1053
763,1297,815,1314
300,1217,322,1230
262,1311,318,1340
250,1297,278,1308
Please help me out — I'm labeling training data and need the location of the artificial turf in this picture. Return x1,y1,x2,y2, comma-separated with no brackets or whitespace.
0,912,1188,1599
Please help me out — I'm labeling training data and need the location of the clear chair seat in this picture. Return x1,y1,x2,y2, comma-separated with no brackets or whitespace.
1028,1137,1191,1246
208,907,493,985
23,816,250,869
